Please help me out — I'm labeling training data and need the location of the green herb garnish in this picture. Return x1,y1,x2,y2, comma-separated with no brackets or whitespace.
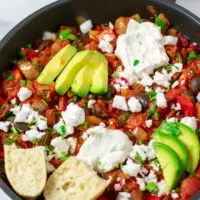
187,51,196,61
60,125,67,138
82,121,88,128
111,71,119,78
59,29,76,41
61,152,68,161
45,145,54,152
11,127,19,134
155,17,166,31
148,91,157,101
26,43,33,49
133,59,140,66
6,116,15,121
135,152,145,164
72,95,78,102
7,74,14,81
146,182,158,192
4,138,16,145
20,80,26,87
148,103,158,120
125,111,131,118
118,116,126,126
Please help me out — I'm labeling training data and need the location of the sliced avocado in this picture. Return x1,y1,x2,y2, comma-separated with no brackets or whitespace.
37,45,77,84
153,142,182,189
90,56,108,94
55,50,92,95
157,122,200,173
153,132,188,171
71,65,93,97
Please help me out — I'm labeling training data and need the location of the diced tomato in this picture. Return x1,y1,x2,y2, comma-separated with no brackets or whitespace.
58,96,69,111
45,109,59,126
178,34,190,48
176,95,196,116
146,195,162,200
26,49,39,61
0,151,4,158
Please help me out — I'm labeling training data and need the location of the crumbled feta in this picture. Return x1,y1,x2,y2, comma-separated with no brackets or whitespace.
37,116,48,130
109,22,114,30
51,136,70,158
46,161,55,173
171,63,183,74
17,87,32,101
145,119,153,128
157,180,169,196
0,121,10,132
136,177,146,191
171,81,179,88
67,137,77,154
10,105,21,115
145,170,157,183
22,129,45,142
114,183,122,191
80,19,93,34
140,73,154,86
149,161,160,172
112,95,128,111
153,70,171,88
171,191,179,199
87,99,96,109
42,31,56,41
122,158,141,177
181,117,197,131
156,92,167,108
116,192,131,200
196,92,200,102
98,34,114,53
115,19,170,85
163,36,178,45
62,103,85,127
166,117,178,123
77,125,132,172
171,103,181,111
14,110,29,123
113,78,129,92
11,98,17,105
127,97,142,113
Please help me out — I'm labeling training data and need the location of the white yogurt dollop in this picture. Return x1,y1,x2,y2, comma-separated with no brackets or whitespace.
115,19,171,85
77,125,132,172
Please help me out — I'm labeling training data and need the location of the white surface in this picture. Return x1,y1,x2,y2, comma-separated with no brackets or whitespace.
0,0,199,199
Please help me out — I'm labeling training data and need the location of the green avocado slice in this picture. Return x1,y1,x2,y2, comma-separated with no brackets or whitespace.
55,50,92,95
156,122,200,173
90,56,108,94
153,131,188,171
71,65,93,97
153,142,182,189
37,44,77,84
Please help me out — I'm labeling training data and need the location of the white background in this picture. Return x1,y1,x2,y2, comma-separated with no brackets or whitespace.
0,0,200,199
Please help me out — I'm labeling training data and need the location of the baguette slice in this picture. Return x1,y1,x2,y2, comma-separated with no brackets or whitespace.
44,156,111,200
4,144,47,199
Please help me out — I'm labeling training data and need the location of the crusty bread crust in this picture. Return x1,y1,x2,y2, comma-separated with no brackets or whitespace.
44,156,110,200
4,144,47,199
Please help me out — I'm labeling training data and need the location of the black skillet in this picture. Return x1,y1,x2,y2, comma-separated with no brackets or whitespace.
0,0,200,199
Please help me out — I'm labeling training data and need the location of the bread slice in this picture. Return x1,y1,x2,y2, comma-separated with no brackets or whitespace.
44,156,111,200
4,144,47,199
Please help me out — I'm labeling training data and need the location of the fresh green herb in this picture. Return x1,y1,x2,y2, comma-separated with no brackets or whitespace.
137,18,143,23
27,80,33,85
4,138,16,145
190,68,196,74
11,127,19,134
7,74,14,81
59,29,76,41
125,111,131,118
155,17,166,31
166,64,173,71
60,125,67,138
148,103,158,120
197,54,200,59
17,50,25,58
41,99,48,106
111,71,119,78
61,152,68,161
26,43,33,49
39,117,46,121
82,121,88,128
133,59,140,66
160,121,180,136
20,80,26,87
99,170,105,178
118,116,126,126
6,116,15,121
148,91,157,101
97,160,102,165
151,159,159,165
31,60,38,67
45,145,54,152
115,163,123,169
146,182,158,192
187,51,196,61
135,152,145,164
72,95,78,102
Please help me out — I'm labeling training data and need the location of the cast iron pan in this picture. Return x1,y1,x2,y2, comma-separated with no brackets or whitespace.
0,0,200,199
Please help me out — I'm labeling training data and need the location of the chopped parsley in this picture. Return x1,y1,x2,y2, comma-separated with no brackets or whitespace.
72,95,78,102
20,80,26,87
59,29,76,41
106,87,113,100
166,64,173,72
146,182,158,192
187,51,196,61
118,116,126,126
148,103,158,120
27,80,33,85
133,59,140,66
60,125,67,138
111,71,119,78
7,74,14,81
155,17,166,31
61,152,68,161
148,91,157,101
82,121,88,128
115,163,123,169
125,111,131,118
26,43,33,49
45,145,54,152
135,152,145,164
6,116,15,121
4,138,16,145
